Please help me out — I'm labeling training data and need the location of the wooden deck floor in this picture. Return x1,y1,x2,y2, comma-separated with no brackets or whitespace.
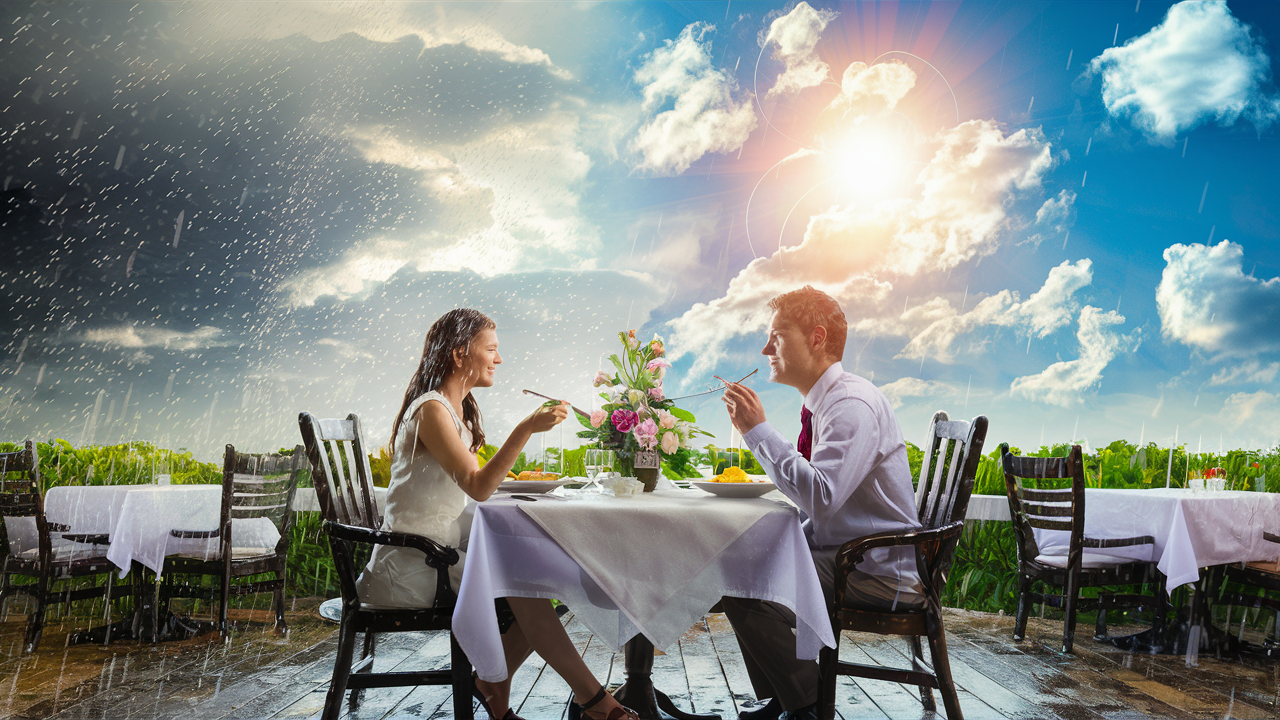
1,602,1277,719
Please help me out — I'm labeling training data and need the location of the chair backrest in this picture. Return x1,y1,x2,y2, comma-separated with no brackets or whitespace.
914,412,989,530
221,445,304,556
297,412,379,529
1001,444,1085,563
0,441,48,557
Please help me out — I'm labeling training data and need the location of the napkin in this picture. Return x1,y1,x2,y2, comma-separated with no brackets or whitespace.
518,487,775,627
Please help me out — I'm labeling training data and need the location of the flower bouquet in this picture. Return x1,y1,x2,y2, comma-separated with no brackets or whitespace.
577,330,711,491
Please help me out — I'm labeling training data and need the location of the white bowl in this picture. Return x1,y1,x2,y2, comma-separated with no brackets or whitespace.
692,480,777,498
601,476,645,498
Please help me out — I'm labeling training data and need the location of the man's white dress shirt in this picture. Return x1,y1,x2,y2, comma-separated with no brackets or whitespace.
742,362,921,594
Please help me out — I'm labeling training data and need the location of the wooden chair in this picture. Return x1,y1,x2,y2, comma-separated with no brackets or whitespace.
1002,444,1167,653
157,445,303,638
0,440,122,652
1207,531,1280,655
817,412,988,720
298,412,473,720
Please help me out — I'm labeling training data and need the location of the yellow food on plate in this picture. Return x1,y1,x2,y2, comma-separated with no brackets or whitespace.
712,467,751,483
506,470,517,479
515,471,561,482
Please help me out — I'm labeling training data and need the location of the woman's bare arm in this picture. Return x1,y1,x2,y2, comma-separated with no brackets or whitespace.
415,399,568,501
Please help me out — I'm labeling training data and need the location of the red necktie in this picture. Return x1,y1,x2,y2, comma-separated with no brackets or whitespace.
798,406,813,461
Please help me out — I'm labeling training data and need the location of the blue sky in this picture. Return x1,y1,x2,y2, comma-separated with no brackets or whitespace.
2,0,1280,459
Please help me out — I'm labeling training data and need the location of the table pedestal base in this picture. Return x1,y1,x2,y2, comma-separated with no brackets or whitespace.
610,636,721,720
66,563,220,646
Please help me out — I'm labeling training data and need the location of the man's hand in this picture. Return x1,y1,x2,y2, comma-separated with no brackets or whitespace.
722,382,766,436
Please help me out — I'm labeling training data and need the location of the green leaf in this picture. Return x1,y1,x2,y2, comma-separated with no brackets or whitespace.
669,406,696,423
576,411,596,430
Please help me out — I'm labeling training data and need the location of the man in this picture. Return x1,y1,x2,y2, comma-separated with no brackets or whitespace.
720,286,922,720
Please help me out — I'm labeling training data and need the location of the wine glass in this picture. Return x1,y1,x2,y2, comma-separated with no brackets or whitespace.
583,448,603,494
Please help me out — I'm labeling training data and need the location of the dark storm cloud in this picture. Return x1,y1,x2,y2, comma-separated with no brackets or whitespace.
0,1,577,450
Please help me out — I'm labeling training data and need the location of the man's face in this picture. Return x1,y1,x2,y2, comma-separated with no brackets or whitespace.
761,315,814,388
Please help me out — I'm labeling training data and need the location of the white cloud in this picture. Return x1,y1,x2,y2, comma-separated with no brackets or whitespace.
1021,190,1076,248
822,61,917,121
763,2,838,100
279,114,598,307
82,324,231,352
632,23,758,176
1218,390,1280,430
1010,306,1137,407
878,377,955,410
1156,240,1280,358
176,1,571,79
1087,0,1280,143
1209,360,1280,386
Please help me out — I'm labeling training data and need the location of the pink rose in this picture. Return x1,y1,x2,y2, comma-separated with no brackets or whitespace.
660,430,679,455
648,386,665,401
590,410,607,428
645,359,671,379
593,371,614,387
611,408,638,432
633,419,659,450
657,410,677,429
649,339,665,357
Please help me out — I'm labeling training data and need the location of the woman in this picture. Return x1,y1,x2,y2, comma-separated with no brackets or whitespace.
356,308,634,720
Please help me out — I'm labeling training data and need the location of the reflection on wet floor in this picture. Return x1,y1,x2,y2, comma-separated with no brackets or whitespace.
1,604,1277,719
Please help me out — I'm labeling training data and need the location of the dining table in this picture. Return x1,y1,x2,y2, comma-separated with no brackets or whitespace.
452,479,837,720
1032,487,1280,654
5,482,279,643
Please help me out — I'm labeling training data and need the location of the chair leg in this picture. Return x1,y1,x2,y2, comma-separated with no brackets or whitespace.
219,560,231,639
908,635,936,713
1152,573,1167,637
24,565,51,653
816,643,838,720
451,633,475,720
322,608,359,720
925,610,962,720
349,631,376,710
1062,569,1080,654
273,571,287,634
1094,595,1110,641
1013,574,1031,641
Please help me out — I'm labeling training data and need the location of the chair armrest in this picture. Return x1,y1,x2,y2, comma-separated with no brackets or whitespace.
1265,531,1280,545
171,528,221,539
48,523,71,533
61,533,110,545
323,521,460,569
834,521,965,574
1082,535,1155,549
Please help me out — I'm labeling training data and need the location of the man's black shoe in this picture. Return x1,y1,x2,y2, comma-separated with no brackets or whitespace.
777,702,818,720
737,698,782,720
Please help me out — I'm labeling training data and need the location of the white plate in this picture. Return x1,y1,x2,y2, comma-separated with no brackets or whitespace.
498,478,574,494
692,480,777,498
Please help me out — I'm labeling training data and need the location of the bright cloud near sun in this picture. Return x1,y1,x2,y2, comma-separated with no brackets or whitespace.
1088,0,1280,143
763,2,838,100
631,22,758,176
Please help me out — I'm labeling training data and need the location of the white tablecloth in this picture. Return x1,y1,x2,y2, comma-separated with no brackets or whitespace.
1033,488,1280,591
4,484,281,576
452,488,836,683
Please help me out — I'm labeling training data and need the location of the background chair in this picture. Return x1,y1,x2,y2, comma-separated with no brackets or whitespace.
299,411,472,720
1206,531,1280,656
0,440,122,652
1001,444,1167,653
817,412,988,720
158,445,303,638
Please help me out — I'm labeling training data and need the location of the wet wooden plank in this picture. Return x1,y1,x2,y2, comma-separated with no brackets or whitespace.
514,615,590,720
678,618,735,718
704,613,756,714
852,635,1008,720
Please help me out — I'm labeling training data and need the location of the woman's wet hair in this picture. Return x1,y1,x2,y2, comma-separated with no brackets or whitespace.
392,308,496,453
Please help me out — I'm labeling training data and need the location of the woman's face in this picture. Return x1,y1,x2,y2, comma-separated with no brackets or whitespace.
458,327,501,388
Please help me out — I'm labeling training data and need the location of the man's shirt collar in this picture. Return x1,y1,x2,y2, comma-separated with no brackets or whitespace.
803,361,844,413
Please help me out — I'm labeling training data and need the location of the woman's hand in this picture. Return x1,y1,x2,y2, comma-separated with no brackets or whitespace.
521,400,569,434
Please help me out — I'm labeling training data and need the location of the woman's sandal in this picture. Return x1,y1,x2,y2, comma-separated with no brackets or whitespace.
576,686,639,720
472,675,527,720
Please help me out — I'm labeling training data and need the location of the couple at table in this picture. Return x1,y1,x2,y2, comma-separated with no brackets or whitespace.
357,287,923,720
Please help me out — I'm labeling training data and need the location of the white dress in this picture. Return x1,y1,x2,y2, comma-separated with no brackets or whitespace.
356,391,474,608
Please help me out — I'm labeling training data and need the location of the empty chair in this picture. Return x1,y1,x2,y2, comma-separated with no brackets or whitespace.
1207,531,1280,655
298,411,472,720
158,445,303,638
0,440,121,652
1002,443,1167,652
817,412,988,720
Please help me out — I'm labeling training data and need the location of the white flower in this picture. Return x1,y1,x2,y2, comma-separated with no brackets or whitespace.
657,410,677,429
660,431,679,455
